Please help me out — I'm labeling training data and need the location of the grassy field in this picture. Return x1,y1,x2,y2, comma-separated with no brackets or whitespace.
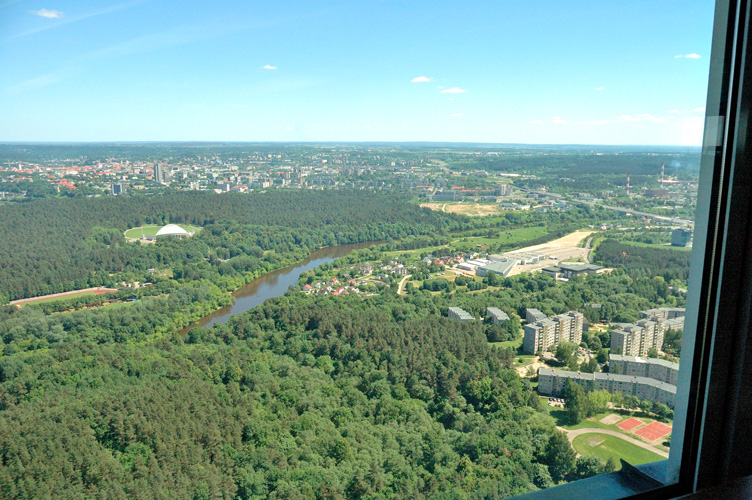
124,224,202,239
572,433,664,468
382,226,554,258
538,399,671,451
451,226,550,251
489,336,523,350
489,337,535,366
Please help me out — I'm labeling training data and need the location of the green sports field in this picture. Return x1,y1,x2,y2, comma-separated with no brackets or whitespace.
124,224,202,239
572,433,664,469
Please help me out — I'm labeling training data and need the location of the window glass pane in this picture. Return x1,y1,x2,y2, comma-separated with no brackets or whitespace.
0,0,717,498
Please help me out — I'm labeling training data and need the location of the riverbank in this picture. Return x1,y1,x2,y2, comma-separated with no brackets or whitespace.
182,240,381,331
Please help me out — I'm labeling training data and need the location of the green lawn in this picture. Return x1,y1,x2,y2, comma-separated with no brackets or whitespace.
572,433,664,469
382,226,555,257
451,226,550,251
124,224,202,239
489,336,525,353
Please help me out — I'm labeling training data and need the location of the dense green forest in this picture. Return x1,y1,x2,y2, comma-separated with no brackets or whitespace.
0,189,692,498
0,292,606,499
0,191,460,302
592,239,692,282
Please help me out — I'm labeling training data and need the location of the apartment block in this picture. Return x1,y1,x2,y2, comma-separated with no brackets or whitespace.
486,307,510,324
610,318,664,357
523,310,584,354
524,319,556,354
538,368,676,408
525,308,547,323
609,354,679,386
641,307,686,321
448,307,474,322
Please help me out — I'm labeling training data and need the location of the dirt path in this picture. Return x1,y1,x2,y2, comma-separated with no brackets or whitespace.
558,427,669,458
10,287,118,306
397,275,412,295
516,358,543,377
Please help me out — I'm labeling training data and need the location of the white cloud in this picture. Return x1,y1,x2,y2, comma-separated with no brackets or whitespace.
694,106,706,112
411,76,431,83
436,85,444,89
440,87,466,94
364,125,372,129
529,120,544,124
29,8,63,18
450,113,463,117
550,116,568,125
262,65,277,70
669,109,681,114
8,1,195,42
676,53,702,59
595,87,604,91
675,55,683,58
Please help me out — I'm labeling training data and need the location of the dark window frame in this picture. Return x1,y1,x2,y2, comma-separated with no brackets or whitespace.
515,0,752,498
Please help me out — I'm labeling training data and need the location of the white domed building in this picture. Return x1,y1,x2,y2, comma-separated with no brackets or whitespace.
155,224,191,239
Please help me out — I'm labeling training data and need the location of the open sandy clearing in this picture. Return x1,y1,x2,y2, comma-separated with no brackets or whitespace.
515,230,595,252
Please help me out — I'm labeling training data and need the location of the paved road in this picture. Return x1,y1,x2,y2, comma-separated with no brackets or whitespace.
511,186,693,227
558,427,669,458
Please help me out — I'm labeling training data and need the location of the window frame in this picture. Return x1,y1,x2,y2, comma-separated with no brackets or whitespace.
515,0,752,497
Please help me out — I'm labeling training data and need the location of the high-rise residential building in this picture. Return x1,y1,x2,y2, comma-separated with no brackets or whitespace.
671,228,692,247
154,163,164,183
610,319,664,357
523,310,584,354
524,319,557,354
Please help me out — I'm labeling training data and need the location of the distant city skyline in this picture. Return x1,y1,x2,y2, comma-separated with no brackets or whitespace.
0,1,714,145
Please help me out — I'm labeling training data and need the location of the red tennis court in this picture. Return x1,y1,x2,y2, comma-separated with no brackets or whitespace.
635,421,672,441
617,418,643,431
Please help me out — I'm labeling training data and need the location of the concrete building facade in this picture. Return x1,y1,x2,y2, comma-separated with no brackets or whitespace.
538,368,676,408
610,318,665,356
525,308,548,323
523,310,584,354
448,307,474,322
486,307,510,324
609,354,679,386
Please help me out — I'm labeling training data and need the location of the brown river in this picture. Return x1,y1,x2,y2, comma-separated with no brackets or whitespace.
185,241,380,330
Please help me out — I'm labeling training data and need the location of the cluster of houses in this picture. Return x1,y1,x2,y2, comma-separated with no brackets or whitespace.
300,259,419,297
301,276,366,296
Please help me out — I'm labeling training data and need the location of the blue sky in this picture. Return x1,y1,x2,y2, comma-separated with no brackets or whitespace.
0,1,714,144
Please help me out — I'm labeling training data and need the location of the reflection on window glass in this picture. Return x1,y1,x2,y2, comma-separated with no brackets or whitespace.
0,0,714,498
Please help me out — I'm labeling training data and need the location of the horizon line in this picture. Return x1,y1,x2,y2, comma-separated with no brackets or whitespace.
0,140,702,149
